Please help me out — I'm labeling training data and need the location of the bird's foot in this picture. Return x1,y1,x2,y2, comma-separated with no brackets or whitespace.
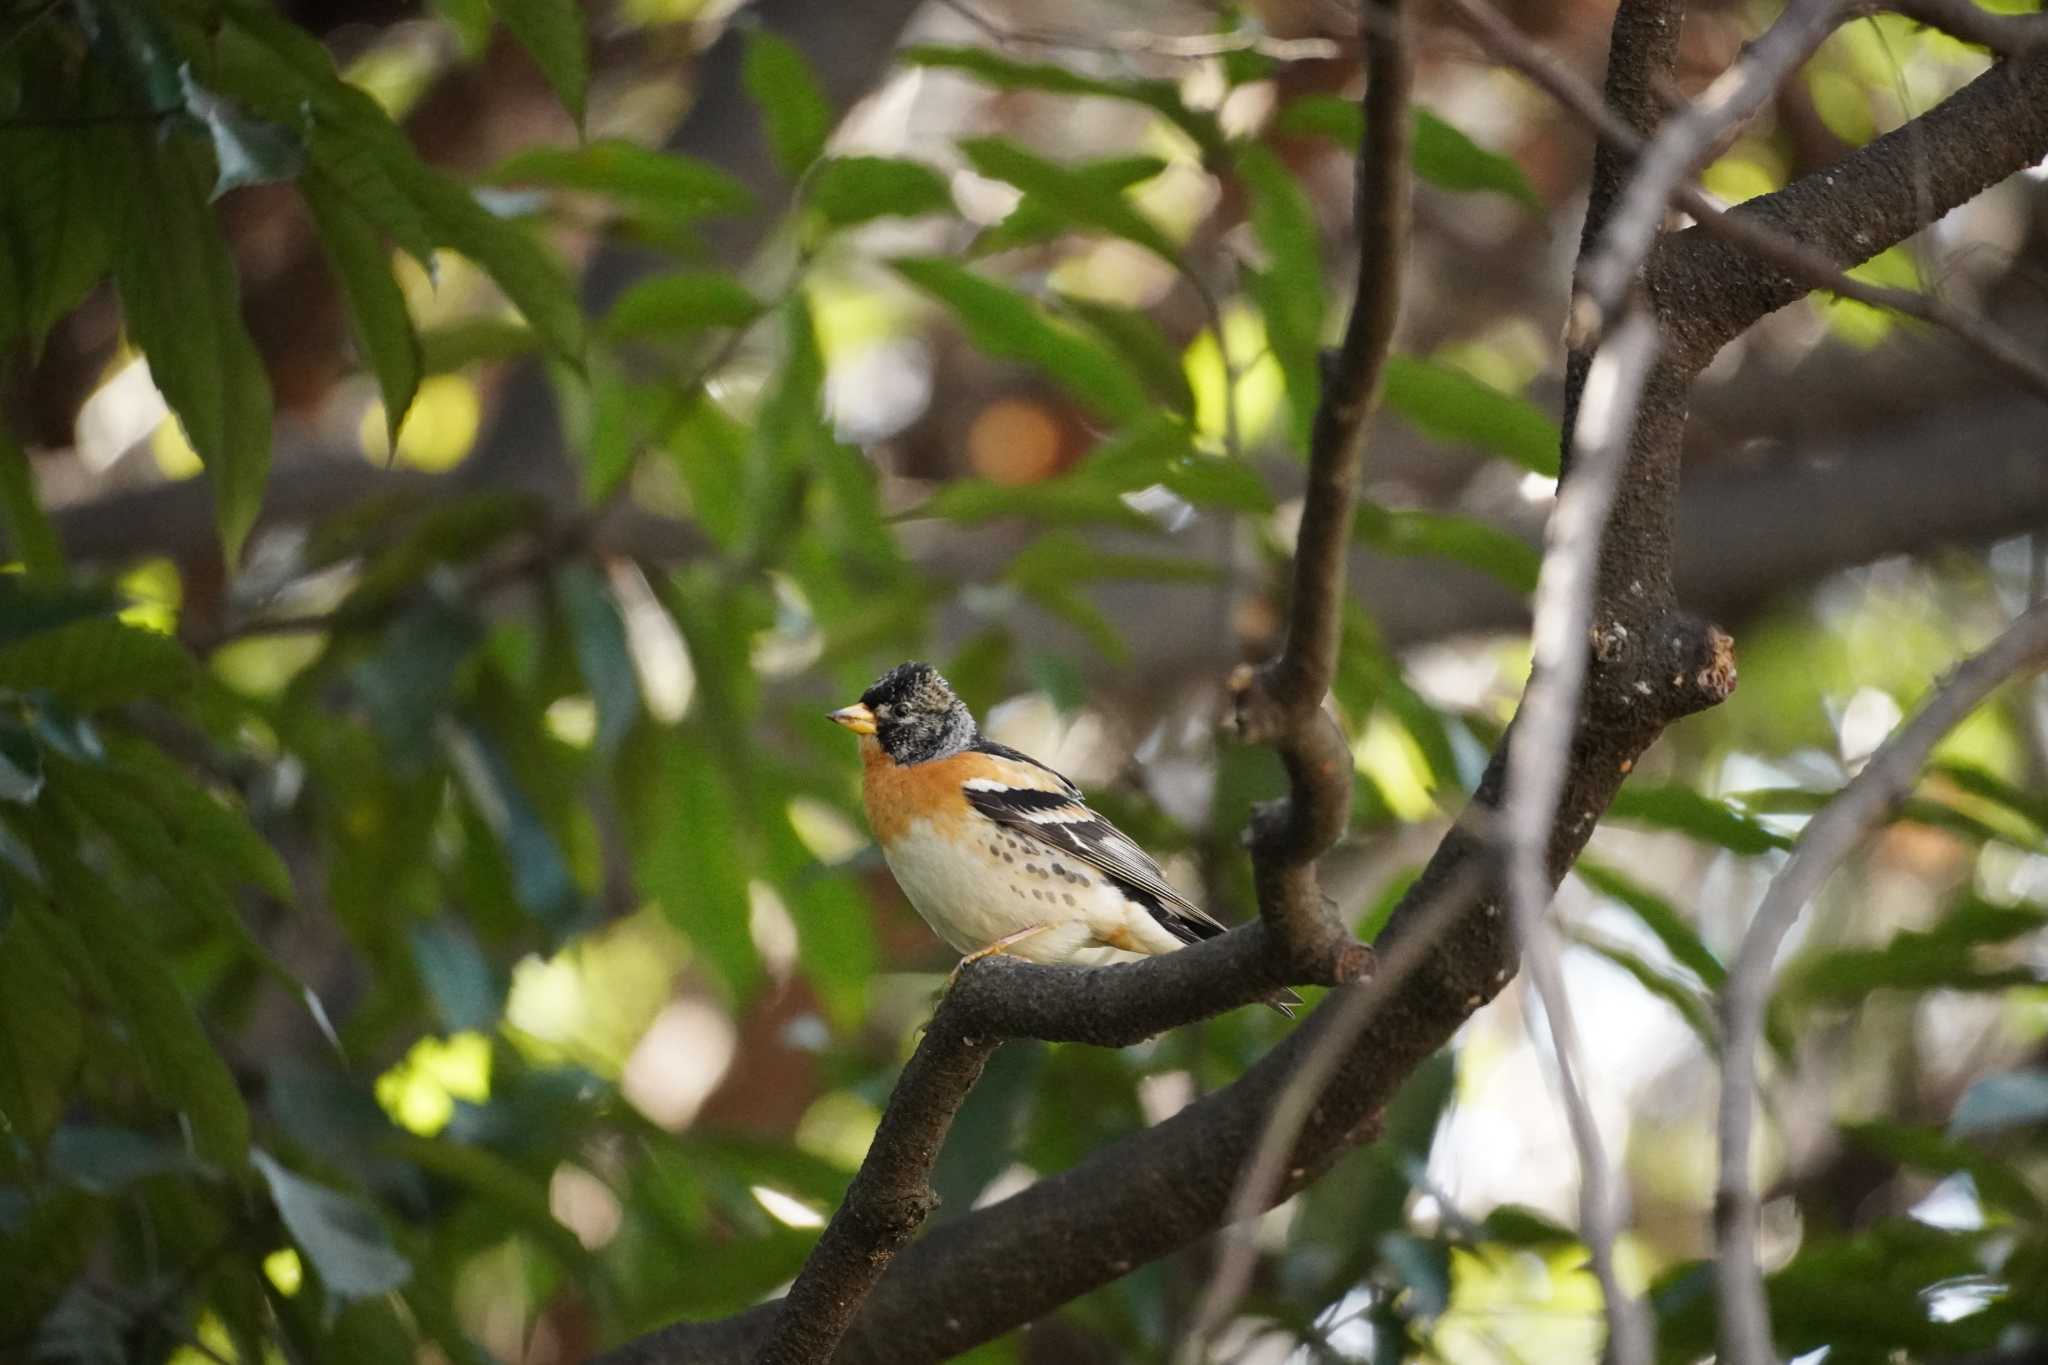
944,924,1050,990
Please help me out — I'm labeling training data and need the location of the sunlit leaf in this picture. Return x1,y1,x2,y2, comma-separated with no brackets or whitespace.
1607,784,1792,854
605,271,763,339
491,140,753,220
974,155,1167,256
959,136,1180,266
1236,142,1323,447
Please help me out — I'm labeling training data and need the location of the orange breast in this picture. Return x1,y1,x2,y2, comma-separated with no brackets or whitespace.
860,739,974,844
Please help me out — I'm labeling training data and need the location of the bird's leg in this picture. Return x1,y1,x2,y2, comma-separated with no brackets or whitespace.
946,924,1049,987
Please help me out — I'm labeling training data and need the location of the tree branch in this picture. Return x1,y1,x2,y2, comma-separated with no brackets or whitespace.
1226,0,1411,973
1713,598,2048,1365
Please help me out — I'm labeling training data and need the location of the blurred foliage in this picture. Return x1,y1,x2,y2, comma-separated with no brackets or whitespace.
0,2,2044,1363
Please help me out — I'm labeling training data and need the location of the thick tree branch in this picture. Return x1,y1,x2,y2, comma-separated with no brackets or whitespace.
1879,0,2048,56
1714,599,2048,1365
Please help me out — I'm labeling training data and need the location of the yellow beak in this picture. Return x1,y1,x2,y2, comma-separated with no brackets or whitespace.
828,702,877,735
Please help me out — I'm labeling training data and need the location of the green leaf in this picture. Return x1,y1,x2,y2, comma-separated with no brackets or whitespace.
900,46,1226,159
806,156,954,228
605,271,764,340
34,841,249,1166
1412,110,1541,209
1056,295,1197,417
177,68,306,197
1949,1068,2048,1138
1844,1121,2042,1218
1354,504,1539,593
420,317,538,373
743,29,832,176
1236,142,1323,447
0,579,117,650
1576,861,1726,986
445,720,581,940
1607,783,1792,855
906,478,1156,531
1275,96,1540,208
1382,355,1559,476
0,910,83,1142
109,130,273,559
974,155,1166,256
1574,931,1718,1051
0,720,43,803
958,136,1180,266
554,563,639,757
1784,898,2046,1004
0,618,198,709
47,1123,213,1193
488,0,589,119
409,917,502,1033
490,140,753,221
402,168,584,365
0,426,62,575
894,257,1150,424
252,1150,413,1301
633,734,756,999
0,99,114,354
303,171,423,443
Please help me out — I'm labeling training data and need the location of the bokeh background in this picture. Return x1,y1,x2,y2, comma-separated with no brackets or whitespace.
3,0,2047,1361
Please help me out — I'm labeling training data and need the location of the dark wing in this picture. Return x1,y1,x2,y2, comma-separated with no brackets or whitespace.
960,779,1227,945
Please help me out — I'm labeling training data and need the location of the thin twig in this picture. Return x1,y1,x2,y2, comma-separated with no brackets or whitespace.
1713,598,2048,1365
1442,0,2048,402
1876,0,2048,55
1579,0,1848,323
1503,309,1661,1365
1175,856,1487,1364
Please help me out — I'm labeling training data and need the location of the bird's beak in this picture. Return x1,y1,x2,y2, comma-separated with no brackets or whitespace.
828,702,877,735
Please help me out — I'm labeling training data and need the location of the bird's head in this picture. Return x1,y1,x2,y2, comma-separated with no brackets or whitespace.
828,661,977,765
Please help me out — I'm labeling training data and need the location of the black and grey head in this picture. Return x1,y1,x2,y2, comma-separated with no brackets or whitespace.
832,661,978,764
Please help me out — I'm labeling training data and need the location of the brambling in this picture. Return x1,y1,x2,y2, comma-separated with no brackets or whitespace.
830,661,1297,1016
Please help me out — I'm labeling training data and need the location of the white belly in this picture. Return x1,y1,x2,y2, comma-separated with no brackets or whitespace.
879,818,1188,966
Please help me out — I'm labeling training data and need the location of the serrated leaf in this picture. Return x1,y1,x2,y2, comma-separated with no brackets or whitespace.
303,171,422,442
806,156,954,228
0,618,198,708
1355,504,1539,593
489,140,752,221
605,271,763,340
894,256,1150,424
743,29,832,176
1382,355,1559,476
253,1151,412,1300
488,0,588,119
959,136,1181,266
109,130,273,559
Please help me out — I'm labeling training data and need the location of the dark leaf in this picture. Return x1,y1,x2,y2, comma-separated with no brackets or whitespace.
974,155,1167,256
445,719,582,940
253,1150,413,1301
47,1123,212,1193
490,140,753,221
1844,1121,2042,1218
1607,784,1792,855
959,136,1180,266
1784,898,2046,1004
0,619,198,709
409,917,503,1033
1576,861,1726,986
304,169,423,443
177,68,306,196
555,562,640,757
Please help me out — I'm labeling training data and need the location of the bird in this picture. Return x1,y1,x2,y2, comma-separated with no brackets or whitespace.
829,660,1297,1016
